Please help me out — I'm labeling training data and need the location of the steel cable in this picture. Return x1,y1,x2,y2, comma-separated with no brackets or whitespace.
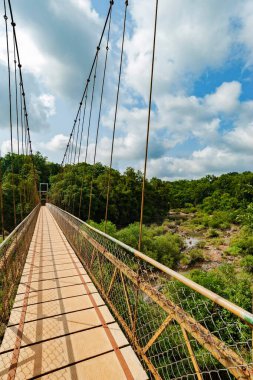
61,1,114,166
13,33,19,155
88,7,112,221
104,0,128,232
3,0,16,227
78,53,99,218
138,0,159,251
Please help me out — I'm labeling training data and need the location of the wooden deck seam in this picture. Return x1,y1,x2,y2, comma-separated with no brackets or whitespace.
0,320,117,355
0,207,147,380
7,207,43,379
16,281,93,295
12,291,100,310
30,344,131,380
8,301,106,327
50,210,135,380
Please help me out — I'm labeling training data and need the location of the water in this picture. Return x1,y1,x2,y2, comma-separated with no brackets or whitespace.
184,236,199,249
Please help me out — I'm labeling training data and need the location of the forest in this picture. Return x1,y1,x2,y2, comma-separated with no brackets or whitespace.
0,152,252,313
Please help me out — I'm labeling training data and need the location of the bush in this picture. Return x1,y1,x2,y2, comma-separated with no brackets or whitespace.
211,237,224,247
228,228,253,256
196,240,206,249
208,229,219,238
115,222,142,249
189,264,252,311
181,249,204,266
240,255,253,273
154,233,183,268
89,220,117,237
116,223,183,269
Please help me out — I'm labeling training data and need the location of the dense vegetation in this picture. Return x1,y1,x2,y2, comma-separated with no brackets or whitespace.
1,153,252,312
50,163,169,226
0,152,60,233
50,163,253,224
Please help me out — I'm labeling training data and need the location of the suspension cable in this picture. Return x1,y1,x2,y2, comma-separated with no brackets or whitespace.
78,53,99,218
4,0,13,153
104,0,128,232
138,0,159,251
4,0,17,227
13,33,19,155
19,81,24,155
69,120,76,164
77,85,89,164
73,106,81,164
85,53,99,165
0,156,5,240
61,0,114,166
7,0,39,205
77,88,89,217
88,8,112,221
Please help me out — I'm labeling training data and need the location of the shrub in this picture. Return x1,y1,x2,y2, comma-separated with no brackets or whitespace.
115,222,142,249
228,228,253,256
89,220,117,237
226,245,241,256
196,240,206,249
181,249,204,266
116,223,183,269
240,255,253,273
211,237,224,247
208,229,219,238
189,264,252,312
154,233,183,268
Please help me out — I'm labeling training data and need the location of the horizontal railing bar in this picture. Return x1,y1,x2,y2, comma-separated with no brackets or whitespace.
48,203,253,327
0,204,40,252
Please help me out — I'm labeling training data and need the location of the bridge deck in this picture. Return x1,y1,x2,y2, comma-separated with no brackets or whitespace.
0,206,147,379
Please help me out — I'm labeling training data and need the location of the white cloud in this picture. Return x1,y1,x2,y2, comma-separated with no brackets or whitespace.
41,134,69,152
205,81,241,113
2,0,253,181
125,0,241,99
30,94,56,118
225,122,253,154
239,1,253,67
1,139,19,155
84,78,253,179
147,146,253,180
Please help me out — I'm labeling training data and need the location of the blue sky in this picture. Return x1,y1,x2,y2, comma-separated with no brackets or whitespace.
1,0,253,180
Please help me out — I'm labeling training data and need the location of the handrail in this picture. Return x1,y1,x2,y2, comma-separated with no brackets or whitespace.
0,204,40,252
47,203,253,327
47,203,253,379
0,204,40,331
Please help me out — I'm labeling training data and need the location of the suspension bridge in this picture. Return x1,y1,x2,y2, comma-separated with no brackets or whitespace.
0,0,252,379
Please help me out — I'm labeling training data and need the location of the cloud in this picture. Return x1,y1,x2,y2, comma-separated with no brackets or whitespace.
205,81,241,113
2,0,253,181
125,0,241,99
147,146,253,180
239,1,253,67
41,134,69,152
1,139,20,155
0,0,102,100
225,122,253,154
30,94,56,119
81,79,253,178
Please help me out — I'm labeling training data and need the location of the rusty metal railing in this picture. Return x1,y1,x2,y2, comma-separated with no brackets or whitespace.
47,203,253,380
0,204,40,340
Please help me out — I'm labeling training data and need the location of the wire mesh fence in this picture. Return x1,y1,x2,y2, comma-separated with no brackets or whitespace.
0,205,40,341
47,203,253,380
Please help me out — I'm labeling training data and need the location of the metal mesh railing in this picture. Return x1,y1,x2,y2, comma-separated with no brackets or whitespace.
0,205,40,340
47,203,253,380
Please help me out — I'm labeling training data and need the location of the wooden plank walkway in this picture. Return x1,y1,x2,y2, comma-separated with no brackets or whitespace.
0,206,147,379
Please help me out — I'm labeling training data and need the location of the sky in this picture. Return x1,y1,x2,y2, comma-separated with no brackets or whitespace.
1,0,253,180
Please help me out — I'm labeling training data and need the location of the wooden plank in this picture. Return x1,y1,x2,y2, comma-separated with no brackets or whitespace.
0,207,147,379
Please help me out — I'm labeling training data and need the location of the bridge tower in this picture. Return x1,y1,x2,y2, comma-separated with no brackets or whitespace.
39,183,48,205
